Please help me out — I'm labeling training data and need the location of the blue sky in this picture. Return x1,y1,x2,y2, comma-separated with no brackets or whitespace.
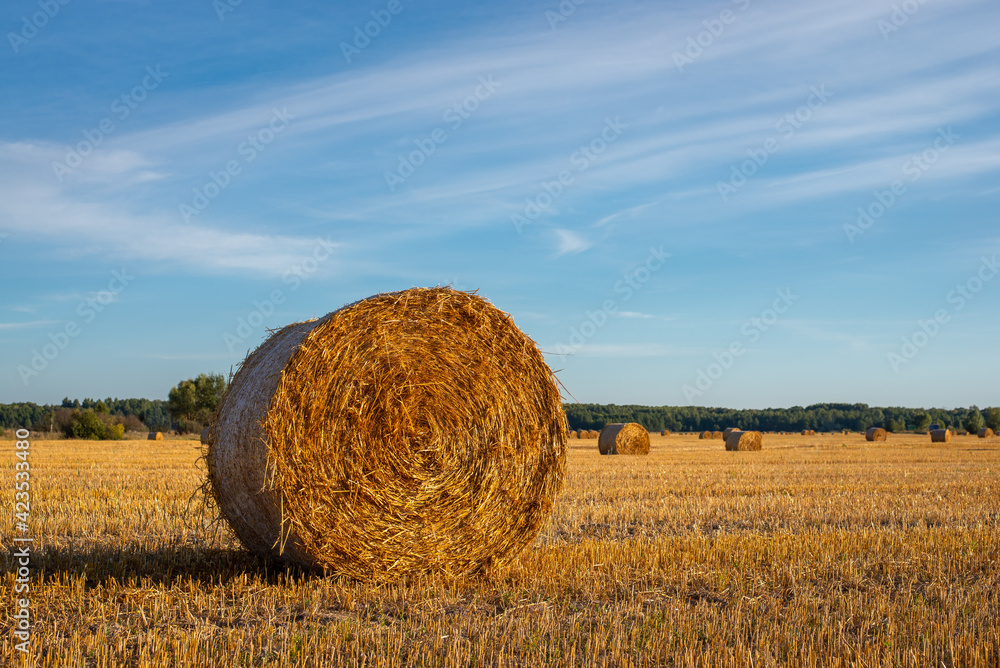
1,0,998,409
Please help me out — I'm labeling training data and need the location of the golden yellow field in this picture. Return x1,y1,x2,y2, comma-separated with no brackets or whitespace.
2,432,998,667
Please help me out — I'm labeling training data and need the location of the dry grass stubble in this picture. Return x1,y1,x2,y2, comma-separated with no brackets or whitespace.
1,432,998,666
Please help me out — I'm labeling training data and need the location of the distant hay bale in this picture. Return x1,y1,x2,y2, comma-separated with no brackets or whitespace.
930,429,951,443
979,428,994,438
147,432,162,441
865,427,887,442
723,427,738,442
598,423,650,455
200,427,211,445
208,287,566,580
711,431,724,440
569,430,578,439
725,430,762,451
660,430,669,436
699,431,712,440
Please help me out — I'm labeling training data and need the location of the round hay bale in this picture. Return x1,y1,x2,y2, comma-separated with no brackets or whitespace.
930,429,951,443
865,427,887,442
726,430,762,451
699,431,712,440
569,430,578,439
979,428,994,439
660,430,669,436
590,430,600,439
711,431,724,440
598,423,650,455
208,287,566,579
722,427,738,442
147,432,162,441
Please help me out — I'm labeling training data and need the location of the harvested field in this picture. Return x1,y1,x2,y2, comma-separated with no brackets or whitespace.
1,432,998,667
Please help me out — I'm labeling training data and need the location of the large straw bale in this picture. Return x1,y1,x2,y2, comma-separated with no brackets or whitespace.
930,429,951,443
207,287,566,579
598,423,650,455
725,430,763,451
865,427,887,442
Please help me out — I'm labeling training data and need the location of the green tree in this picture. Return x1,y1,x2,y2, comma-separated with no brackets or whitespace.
986,407,1000,432
71,410,106,439
913,412,932,433
167,380,198,421
194,373,226,414
167,373,227,425
964,406,984,434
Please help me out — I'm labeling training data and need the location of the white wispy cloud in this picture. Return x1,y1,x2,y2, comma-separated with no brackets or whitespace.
3,0,998,272
594,202,659,228
137,353,241,361
547,343,706,357
782,321,878,352
552,229,593,257
0,142,341,276
0,320,60,330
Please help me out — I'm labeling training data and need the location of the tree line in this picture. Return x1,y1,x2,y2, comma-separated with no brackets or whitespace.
3,394,998,439
0,373,226,439
564,403,1000,434
0,397,171,433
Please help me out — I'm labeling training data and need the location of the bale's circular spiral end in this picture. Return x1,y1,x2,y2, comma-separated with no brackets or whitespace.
865,427,887,442
597,423,650,455
207,287,567,580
